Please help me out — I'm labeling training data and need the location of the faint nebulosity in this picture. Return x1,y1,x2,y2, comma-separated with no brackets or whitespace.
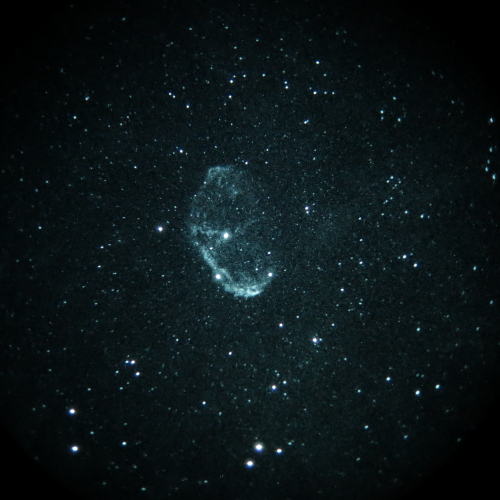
0,1,499,500
188,165,277,298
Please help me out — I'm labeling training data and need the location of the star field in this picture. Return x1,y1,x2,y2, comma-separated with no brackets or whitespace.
0,1,499,500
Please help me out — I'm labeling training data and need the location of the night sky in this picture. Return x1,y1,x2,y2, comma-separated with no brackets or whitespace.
1,1,499,499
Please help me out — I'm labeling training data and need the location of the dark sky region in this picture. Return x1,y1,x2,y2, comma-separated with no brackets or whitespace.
0,1,499,500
